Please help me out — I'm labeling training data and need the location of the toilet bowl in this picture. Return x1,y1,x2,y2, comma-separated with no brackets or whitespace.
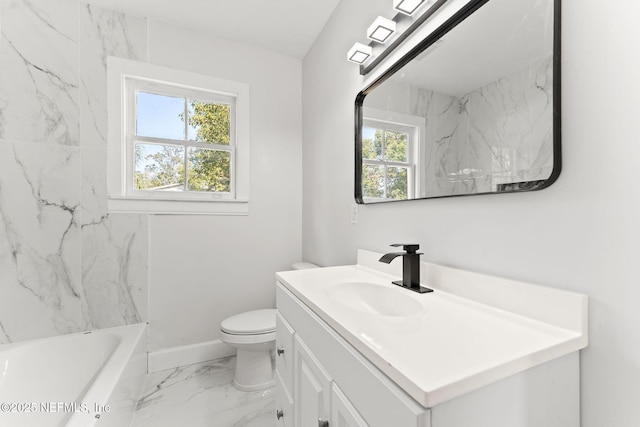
220,309,276,391
220,262,319,391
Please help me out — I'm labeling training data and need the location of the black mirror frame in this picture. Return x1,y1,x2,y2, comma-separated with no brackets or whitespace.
355,0,561,204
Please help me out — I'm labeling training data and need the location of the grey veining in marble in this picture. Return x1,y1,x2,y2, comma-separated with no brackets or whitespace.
81,213,148,327
366,55,553,198
0,0,150,344
461,56,554,189
0,142,85,343
410,89,461,197
132,358,275,427
0,0,79,145
79,4,147,226
79,3,147,149
77,5,149,330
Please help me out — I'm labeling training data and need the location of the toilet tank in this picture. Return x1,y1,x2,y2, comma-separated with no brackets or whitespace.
292,262,319,270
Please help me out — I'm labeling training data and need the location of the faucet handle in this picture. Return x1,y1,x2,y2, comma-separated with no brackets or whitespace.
390,243,420,254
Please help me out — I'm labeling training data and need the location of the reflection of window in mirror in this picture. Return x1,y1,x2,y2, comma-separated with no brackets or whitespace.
361,108,425,202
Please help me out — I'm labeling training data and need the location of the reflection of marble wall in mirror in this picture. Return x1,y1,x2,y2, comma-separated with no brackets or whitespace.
410,86,460,197
364,55,552,198
462,55,553,192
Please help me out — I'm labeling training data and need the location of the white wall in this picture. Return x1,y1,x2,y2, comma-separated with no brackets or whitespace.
302,0,640,425
146,21,303,350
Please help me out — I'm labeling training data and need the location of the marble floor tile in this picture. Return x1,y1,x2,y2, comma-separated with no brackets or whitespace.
131,357,275,427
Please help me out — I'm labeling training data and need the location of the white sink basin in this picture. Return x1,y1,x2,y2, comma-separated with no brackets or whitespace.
326,282,424,317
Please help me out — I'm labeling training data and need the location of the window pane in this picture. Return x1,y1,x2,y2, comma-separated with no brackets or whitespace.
362,127,383,160
136,91,185,140
387,166,408,200
188,148,231,192
134,143,185,191
362,164,385,198
188,100,231,145
384,130,408,162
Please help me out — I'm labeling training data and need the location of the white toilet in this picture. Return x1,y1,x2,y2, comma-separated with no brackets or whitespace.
221,308,277,391
220,262,319,391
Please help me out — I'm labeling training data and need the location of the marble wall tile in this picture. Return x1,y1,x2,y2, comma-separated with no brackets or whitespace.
79,3,147,148
0,142,85,344
463,56,554,188
81,213,148,328
78,4,147,227
410,88,460,197
0,0,79,145
0,0,150,344
406,55,554,196
80,146,108,226
77,4,149,329
450,101,493,195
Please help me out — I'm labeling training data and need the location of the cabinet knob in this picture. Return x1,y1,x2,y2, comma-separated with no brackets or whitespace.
276,409,284,420
277,347,285,356
318,417,329,427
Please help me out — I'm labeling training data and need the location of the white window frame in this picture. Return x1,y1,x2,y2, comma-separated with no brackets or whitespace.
362,107,425,202
126,80,238,199
107,57,250,215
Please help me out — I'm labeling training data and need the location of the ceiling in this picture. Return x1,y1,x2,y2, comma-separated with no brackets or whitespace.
86,0,342,59
391,0,554,96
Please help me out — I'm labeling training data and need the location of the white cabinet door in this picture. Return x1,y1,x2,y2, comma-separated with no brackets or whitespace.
331,383,369,427
275,371,295,427
295,335,331,427
276,312,295,392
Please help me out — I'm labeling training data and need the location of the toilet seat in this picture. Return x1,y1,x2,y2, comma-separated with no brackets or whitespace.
220,330,276,345
220,309,276,335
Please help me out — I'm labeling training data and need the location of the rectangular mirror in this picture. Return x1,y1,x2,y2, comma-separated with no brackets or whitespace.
355,0,560,203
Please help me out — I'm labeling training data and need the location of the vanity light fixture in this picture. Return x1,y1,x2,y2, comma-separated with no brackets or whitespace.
347,42,373,64
393,0,428,15
347,0,445,68
367,16,396,43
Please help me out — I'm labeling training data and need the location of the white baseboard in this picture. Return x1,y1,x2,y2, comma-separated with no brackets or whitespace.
147,339,235,373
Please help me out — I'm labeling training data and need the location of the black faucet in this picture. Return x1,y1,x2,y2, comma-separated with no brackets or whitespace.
379,244,433,294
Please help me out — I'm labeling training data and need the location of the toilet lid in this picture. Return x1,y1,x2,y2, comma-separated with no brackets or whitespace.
221,309,276,335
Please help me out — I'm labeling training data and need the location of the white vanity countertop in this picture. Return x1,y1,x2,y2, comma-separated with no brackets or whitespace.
276,250,588,408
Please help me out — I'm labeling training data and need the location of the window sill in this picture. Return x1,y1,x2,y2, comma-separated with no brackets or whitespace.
108,196,249,215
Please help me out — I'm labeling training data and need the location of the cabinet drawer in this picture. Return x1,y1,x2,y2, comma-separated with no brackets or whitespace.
276,311,295,392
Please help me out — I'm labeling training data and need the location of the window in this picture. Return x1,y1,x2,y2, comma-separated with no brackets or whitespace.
361,108,423,201
107,57,249,215
130,83,235,195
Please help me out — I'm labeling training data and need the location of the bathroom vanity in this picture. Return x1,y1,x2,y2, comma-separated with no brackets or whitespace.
274,250,587,427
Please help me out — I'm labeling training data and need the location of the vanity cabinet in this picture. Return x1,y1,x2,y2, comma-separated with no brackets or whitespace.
275,280,581,427
276,283,431,427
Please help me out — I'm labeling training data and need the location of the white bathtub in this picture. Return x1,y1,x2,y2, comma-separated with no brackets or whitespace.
0,323,147,427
